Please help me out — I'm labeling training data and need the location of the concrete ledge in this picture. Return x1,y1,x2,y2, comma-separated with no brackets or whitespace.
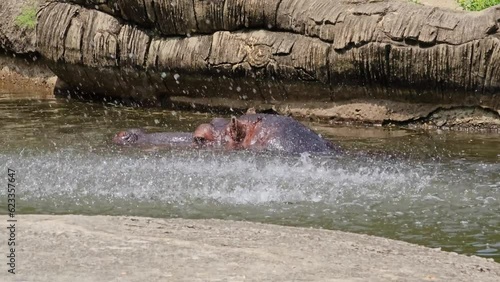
1,215,499,281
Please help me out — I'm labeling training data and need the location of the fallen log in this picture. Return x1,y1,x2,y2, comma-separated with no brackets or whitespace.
34,0,500,124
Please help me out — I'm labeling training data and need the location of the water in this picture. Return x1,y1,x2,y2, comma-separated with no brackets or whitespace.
1,92,499,262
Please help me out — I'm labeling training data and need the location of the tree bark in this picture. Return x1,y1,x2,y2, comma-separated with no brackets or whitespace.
35,0,500,112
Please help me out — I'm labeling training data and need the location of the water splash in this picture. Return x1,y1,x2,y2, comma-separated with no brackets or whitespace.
1,94,499,261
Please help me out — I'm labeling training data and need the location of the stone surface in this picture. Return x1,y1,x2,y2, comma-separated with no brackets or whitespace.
0,0,46,54
1,214,500,281
420,0,462,10
0,53,56,95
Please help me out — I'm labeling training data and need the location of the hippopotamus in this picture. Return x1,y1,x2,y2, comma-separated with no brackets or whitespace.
193,114,340,154
114,114,340,154
112,128,194,147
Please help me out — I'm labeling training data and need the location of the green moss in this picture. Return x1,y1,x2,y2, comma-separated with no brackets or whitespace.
457,0,500,11
15,5,37,30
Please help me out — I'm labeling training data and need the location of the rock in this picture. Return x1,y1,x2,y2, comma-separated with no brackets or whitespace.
0,0,44,54
1,214,500,282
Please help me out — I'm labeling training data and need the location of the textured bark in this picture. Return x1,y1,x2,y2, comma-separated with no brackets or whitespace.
36,0,500,110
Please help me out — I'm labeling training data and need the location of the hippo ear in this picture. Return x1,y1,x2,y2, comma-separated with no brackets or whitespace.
230,116,243,130
230,116,239,133
230,116,246,142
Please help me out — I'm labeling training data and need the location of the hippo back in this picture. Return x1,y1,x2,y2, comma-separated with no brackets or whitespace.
238,114,339,154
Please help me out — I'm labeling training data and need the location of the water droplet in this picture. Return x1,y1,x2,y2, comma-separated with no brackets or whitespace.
161,72,167,79
173,73,180,80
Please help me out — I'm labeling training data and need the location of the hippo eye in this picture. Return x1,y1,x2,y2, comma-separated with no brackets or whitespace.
194,136,206,145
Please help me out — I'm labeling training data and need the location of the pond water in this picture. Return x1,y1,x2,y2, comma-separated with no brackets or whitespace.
0,91,499,262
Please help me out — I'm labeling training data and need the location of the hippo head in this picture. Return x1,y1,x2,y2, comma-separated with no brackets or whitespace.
112,128,146,145
193,116,262,149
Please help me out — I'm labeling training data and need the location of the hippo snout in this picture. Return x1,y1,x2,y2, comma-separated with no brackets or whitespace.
113,130,139,145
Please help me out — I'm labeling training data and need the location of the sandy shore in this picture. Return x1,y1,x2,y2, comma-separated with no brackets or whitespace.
0,215,499,281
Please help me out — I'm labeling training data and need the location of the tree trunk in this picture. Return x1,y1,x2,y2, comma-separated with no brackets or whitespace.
35,0,500,119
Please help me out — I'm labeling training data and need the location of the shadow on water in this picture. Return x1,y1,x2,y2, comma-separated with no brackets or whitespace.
0,92,499,262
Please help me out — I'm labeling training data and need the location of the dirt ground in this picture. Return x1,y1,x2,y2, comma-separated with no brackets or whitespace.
0,54,56,96
1,215,499,281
